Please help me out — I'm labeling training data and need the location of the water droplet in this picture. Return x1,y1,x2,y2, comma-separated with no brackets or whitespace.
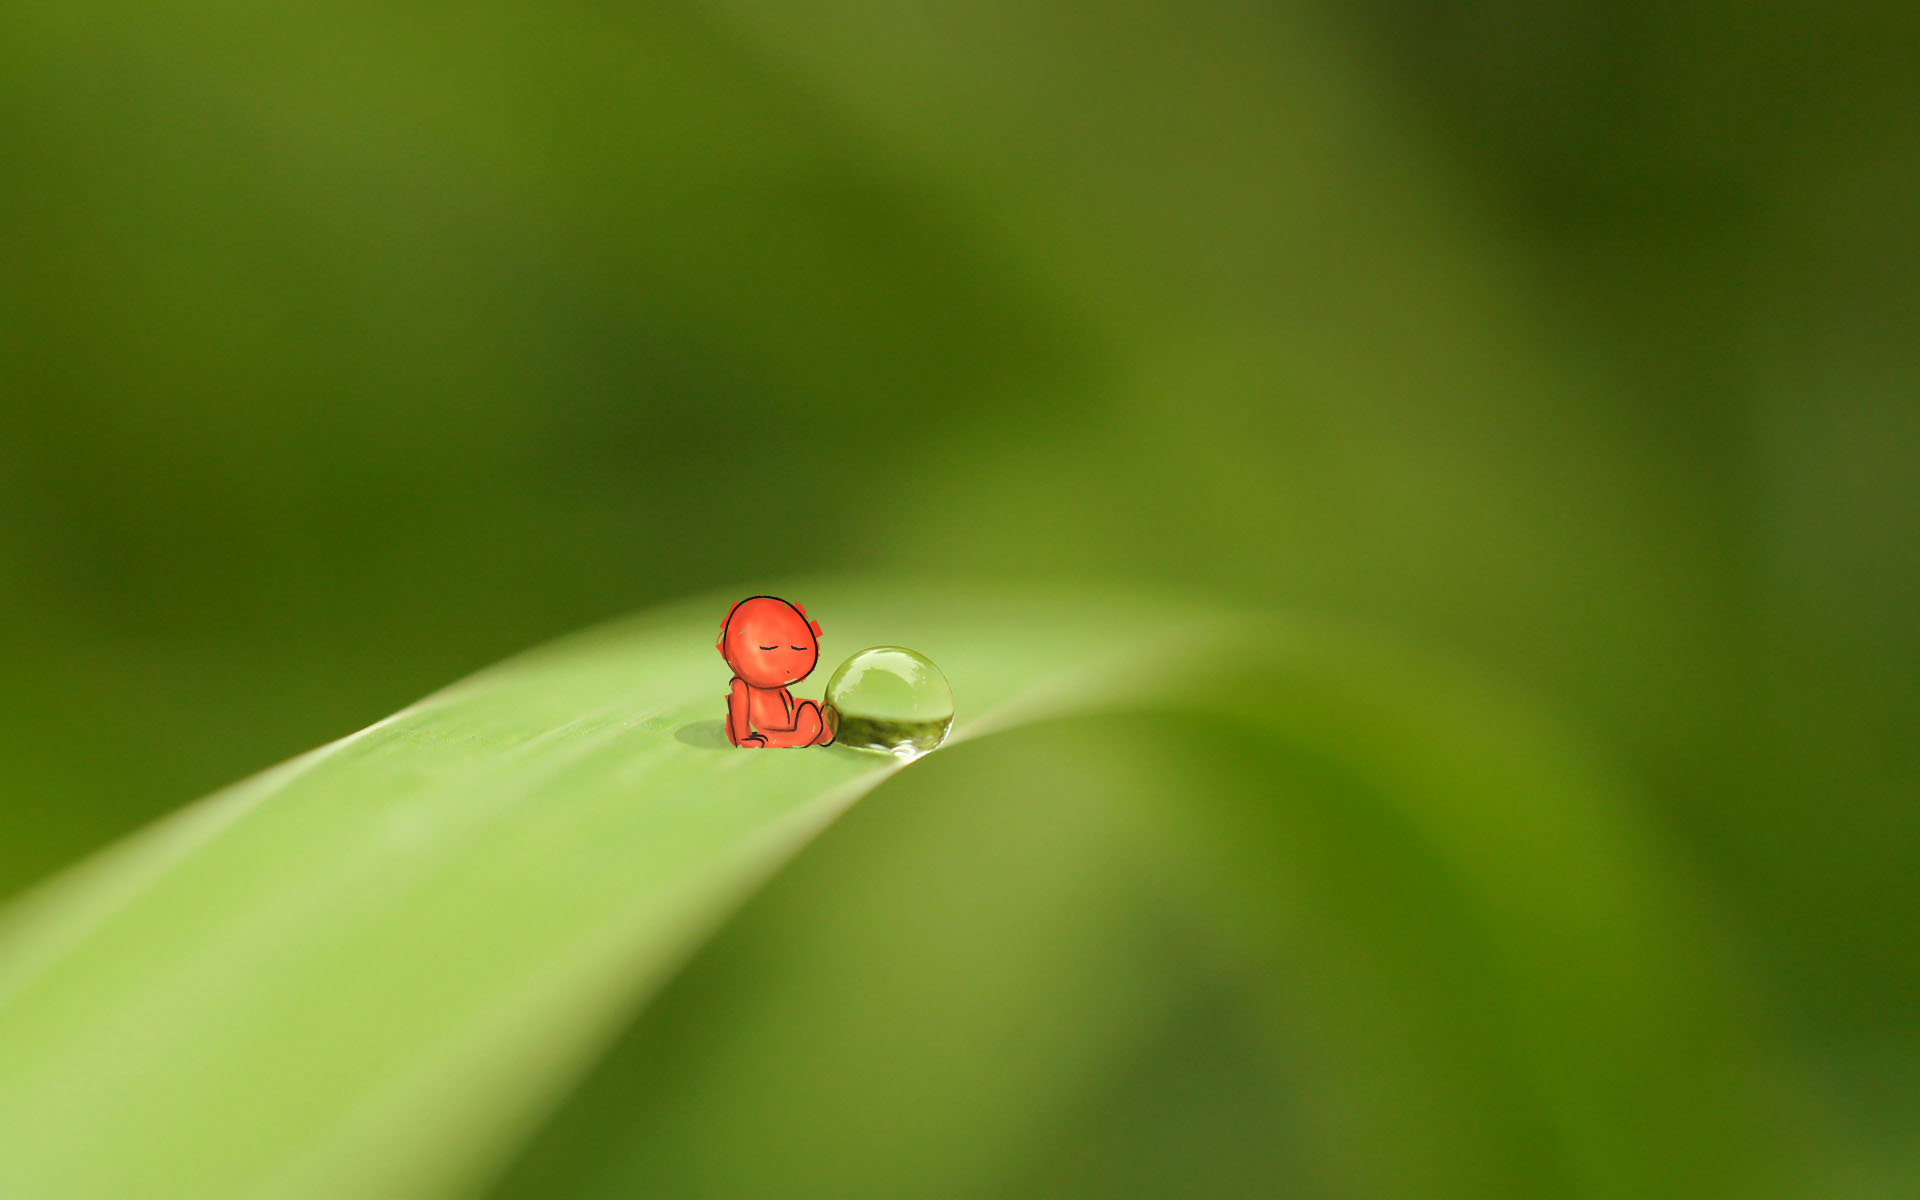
823,646,954,759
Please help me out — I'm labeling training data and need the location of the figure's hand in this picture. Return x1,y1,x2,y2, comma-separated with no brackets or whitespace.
740,732,767,747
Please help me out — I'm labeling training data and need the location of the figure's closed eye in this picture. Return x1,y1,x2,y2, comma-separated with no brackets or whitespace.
758,644,778,650
791,645,807,651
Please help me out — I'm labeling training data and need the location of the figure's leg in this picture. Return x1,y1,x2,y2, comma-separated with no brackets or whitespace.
813,702,835,745
757,702,823,748
788,700,824,747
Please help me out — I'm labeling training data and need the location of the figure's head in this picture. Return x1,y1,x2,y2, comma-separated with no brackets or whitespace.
717,596,822,688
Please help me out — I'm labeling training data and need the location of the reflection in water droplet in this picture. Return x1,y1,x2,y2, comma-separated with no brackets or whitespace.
823,646,954,759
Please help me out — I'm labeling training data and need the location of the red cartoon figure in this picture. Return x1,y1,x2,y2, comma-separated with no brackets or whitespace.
717,596,835,748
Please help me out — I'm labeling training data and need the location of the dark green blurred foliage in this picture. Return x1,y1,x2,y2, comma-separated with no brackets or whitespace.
1,0,1915,1191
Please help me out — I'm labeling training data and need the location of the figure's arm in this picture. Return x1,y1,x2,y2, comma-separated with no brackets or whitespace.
727,679,764,747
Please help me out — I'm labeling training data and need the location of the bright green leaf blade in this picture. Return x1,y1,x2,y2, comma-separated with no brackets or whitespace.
0,580,1811,1199
0,580,1215,1200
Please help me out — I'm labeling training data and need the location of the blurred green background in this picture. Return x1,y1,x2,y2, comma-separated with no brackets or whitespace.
1,0,1914,1191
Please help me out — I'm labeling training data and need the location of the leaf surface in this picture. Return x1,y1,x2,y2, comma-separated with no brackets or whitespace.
0,580,1799,1199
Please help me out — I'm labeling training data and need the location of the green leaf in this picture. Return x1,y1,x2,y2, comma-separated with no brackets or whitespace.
0,581,1801,1198
0,580,1198,1198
